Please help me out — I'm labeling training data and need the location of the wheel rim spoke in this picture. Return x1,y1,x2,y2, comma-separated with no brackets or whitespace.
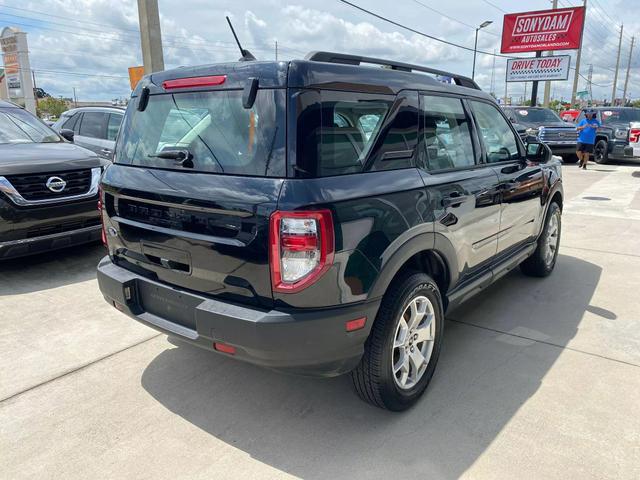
392,295,437,390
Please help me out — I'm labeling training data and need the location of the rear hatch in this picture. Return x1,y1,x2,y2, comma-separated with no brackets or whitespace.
101,63,287,308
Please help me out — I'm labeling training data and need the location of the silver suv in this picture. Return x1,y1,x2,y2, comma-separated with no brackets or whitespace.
52,106,124,160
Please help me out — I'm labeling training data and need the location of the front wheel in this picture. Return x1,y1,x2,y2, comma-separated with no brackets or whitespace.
351,272,444,411
594,139,609,164
520,202,561,277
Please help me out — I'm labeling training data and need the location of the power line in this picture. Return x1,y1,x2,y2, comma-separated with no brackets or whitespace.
339,0,514,58
480,0,506,14
409,0,499,37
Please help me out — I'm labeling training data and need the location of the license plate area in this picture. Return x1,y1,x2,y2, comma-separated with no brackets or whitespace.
137,281,200,330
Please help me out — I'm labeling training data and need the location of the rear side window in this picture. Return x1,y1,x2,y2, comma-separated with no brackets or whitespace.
470,101,521,163
116,89,286,177
107,113,122,141
421,95,475,170
295,91,418,177
79,112,107,139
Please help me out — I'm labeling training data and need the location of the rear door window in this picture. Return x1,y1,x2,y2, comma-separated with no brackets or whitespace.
421,95,475,170
79,112,108,139
116,89,286,177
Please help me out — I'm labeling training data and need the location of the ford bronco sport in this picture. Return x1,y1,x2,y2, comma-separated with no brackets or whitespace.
97,52,563,411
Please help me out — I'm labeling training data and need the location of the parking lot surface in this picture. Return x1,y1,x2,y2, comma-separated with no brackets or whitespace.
2,163,640,479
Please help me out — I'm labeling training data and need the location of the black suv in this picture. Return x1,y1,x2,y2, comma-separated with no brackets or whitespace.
0,101,105,259
574,107,640,163
97,52,563,411
503,106,578,162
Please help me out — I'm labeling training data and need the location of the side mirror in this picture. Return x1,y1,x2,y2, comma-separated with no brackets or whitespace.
526,141,552,163
59,129,74,142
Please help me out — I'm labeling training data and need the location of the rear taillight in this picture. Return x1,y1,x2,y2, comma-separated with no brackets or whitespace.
630,128,640,144
98,185,106,247
270,210,335,293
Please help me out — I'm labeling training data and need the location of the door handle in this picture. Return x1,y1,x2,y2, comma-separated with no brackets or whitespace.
100,148,112,154
442,193,471,208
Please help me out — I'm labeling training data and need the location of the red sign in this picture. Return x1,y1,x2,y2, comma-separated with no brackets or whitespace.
501,6,585,54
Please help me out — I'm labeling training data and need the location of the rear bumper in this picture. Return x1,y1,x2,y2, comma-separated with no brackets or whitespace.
97,257,380,377
623,145,640,159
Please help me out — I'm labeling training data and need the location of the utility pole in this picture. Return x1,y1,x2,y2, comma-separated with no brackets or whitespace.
587,64,593,104
623,36,635,105
543,0,558,107
504,68,508,105
571,0,587,106
73,87,78,107
611,24,624,106
31,70,38,111
137,0,164,74
490,49,496,97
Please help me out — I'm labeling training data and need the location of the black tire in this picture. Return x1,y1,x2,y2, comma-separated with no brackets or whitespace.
561,154,578,164
594,139,609,164
520,202,561,277
351,272,444,411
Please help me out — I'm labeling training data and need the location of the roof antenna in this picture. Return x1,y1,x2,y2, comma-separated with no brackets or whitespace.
226,16,257,62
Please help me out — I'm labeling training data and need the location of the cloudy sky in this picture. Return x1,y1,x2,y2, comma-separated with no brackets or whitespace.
2,0,639,103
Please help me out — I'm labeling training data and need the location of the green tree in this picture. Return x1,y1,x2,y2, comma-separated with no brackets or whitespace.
37,97,68,119
631,99,640,108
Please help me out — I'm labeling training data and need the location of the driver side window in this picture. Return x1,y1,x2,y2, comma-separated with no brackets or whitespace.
470,101,521,163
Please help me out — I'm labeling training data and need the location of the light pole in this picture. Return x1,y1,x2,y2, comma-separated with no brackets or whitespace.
472,20,493,81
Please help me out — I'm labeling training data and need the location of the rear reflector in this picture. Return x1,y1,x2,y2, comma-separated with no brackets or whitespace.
214,342,236,355
162,75,227,90
345,317,367,332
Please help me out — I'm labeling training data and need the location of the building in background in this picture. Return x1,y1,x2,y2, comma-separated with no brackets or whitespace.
0,27,36,114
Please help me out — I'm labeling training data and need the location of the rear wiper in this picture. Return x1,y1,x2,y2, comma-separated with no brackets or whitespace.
148,149,194,168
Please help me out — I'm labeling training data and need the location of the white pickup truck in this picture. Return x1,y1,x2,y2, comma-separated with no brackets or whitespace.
624,122,640,159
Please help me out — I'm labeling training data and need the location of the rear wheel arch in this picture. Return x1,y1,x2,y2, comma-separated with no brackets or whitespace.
369,235,454,308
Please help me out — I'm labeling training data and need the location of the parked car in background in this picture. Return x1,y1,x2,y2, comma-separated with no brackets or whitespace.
624,122,640,160
97,52,563,411
503,106,578,163
0,100,106,259
52,106,124,160
575,107,640,163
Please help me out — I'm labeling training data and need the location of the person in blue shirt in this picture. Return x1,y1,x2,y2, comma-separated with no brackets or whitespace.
576,109,601,170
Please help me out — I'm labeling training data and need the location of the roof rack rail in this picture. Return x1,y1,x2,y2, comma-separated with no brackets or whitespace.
305,51,480,90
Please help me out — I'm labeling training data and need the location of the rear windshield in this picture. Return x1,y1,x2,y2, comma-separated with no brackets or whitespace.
115,89,286,176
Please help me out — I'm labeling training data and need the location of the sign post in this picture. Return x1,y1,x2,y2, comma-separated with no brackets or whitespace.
0,27,36,114
501,6,585,107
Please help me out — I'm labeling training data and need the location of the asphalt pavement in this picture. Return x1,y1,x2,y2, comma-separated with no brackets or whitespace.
1,162,639,479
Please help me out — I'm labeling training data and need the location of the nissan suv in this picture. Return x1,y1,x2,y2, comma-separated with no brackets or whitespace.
97,52,563,411
0,101,106,259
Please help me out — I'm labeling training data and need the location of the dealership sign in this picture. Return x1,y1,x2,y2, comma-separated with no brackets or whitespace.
501,6,585,54
506,55,571,82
